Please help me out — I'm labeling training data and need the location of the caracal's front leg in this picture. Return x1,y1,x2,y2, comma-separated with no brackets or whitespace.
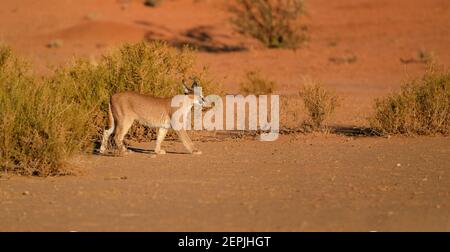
175,129,202,155
154,128,168,155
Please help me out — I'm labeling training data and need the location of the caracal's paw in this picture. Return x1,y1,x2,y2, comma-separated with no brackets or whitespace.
192,150,202,155
155,149,166,155
113,148,131,157
119,151,130,156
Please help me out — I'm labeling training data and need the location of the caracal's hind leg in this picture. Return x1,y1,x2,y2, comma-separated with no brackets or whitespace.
154,128,168,155
175,129,202,155
114,118,133,155
100,103,115,154
99,127,114,154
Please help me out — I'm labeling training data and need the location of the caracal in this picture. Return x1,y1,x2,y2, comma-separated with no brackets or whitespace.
99,81,205,155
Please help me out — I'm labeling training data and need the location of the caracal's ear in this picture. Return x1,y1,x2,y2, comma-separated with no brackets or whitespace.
191,79,200,89
182,79,192,95
183,85,191,95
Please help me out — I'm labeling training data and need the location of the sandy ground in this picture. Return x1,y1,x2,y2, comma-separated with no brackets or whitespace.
1,136,449,231
0,0,449,231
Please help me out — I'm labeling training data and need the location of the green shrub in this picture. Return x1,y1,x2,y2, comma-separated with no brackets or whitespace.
229,0,306,49
299,81,339,129
240,70,276,95
0,46,90,176
100,41,206,96
370,68,450,135
0,42,217,176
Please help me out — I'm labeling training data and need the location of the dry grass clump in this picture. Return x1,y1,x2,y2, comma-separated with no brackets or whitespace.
299,80,339,130
279,94,304,132
240,70,277,95
229,0,306,49
0,42,216,176
144,0,164,7
369,67,450,136
0,46,90,176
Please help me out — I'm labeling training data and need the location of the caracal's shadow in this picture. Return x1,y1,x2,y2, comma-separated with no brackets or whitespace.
127,146,191,155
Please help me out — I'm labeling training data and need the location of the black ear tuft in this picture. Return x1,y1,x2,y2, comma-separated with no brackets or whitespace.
191,79,200,88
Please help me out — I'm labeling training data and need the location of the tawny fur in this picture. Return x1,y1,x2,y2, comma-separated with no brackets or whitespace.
99,90,201,155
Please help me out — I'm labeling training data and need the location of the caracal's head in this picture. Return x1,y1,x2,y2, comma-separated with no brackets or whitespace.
182,79,206,106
